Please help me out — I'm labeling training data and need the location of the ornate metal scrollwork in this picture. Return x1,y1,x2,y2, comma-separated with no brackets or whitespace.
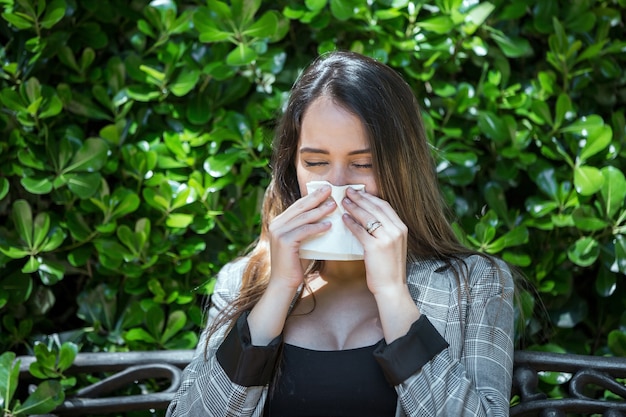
512,351,626,417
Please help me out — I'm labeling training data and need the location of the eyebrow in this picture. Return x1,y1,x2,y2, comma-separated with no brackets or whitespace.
299,147,371,156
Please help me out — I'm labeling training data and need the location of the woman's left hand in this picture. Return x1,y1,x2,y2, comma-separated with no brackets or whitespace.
342,187,408,296
343,188,421,343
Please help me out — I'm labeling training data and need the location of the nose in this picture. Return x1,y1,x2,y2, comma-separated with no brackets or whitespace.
325,166,349,186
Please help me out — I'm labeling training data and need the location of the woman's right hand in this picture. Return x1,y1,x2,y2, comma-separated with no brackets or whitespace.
248,184,335,346
267,184,335,291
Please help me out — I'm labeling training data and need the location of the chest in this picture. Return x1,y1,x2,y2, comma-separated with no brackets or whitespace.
283,289,384,350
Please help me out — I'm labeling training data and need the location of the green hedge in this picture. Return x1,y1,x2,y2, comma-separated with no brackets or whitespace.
1,0,625,413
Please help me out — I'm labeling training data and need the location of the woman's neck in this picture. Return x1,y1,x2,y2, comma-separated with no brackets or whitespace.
317,260,367,286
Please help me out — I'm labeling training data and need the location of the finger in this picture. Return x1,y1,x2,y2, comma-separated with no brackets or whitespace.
270,198,336,236
344,188,403,228
342,192,396,233
277,220,333,245
273,185,333,226
342,212,374,241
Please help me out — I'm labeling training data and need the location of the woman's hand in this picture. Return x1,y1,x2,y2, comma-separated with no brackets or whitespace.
342,187,408,295
249,184,336,346
267,184,336,291
342,187,420,343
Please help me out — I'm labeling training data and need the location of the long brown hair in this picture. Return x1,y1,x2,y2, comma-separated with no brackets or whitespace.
207,50,478,341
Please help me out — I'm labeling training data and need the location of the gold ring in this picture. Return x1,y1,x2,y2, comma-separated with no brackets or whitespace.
366,220,382,235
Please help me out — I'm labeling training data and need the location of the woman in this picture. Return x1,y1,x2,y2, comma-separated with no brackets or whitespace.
167,51,515,416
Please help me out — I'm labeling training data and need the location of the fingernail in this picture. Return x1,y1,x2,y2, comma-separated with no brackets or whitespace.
325,199,336,206
343,197,353,205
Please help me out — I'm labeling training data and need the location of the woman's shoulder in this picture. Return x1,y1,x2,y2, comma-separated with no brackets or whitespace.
408,253,514,292
213,256,250,293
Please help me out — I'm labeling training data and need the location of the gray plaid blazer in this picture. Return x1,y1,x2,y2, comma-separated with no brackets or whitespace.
166,255,515,416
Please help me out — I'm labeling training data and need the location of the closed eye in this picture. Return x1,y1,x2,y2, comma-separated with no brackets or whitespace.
304,161,327,167
353,163,372,169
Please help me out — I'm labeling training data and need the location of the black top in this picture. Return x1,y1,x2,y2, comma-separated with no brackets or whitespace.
263,342,398,417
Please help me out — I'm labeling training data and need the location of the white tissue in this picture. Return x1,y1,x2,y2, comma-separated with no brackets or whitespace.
299,181,365,261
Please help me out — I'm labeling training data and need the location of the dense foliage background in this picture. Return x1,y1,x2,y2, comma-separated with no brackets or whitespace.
1,0,625,414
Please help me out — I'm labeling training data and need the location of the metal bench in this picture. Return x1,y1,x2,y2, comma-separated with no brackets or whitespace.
18,350,626,416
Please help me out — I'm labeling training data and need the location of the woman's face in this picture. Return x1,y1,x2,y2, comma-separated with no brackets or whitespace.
296,96,378,197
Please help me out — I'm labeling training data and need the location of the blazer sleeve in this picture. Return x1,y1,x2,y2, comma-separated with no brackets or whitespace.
165,259,271,417
390,256,515,417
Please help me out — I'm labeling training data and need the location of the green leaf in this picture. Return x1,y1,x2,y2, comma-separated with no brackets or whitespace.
125,328,157,343
12,200,34,249
21,176,53,194
32,212,51,250
464,2,494,34
166,213,194,228
574,165,604,196
226,43,257,66
608,330,626,356
330,0,357,20
490,31,533,57
37,258,66,285
164,331,198,350
143,188,170,212
57,45,80,72
145,305,165,339
194,6,233,42
117,225,144,255
57,342,78,371
13,380,65,415
110,189,141,219
39,94,63,119
31,344,56,376
40,0,66,29
614,235,626,275
187,93,212,125
530,99,552,125
550,17,568,54
65,138,109,173
560,114,604,135
160,310,186,344
170,69,200,97
39,226,66,253
0,272,33,304
533,167,558,199
197,25,233,42
93,238,132,262
125,85,161,101
232,0,261,26
22,256,41,273
567,236,599,267
478,111,510,142
600,166,626,219
525,197,558,218
2,11,35,29
203,152,240,177
495,226,529,249
579,125,612,163
0,351,19,410
572,207,608,232
0,178,10,201
66,172,102,198
242,11,278,38
0,88,27,112
418,15,455,34
306,0,327,11
99,123,121,145
554,93,571,129
484,182,508,223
